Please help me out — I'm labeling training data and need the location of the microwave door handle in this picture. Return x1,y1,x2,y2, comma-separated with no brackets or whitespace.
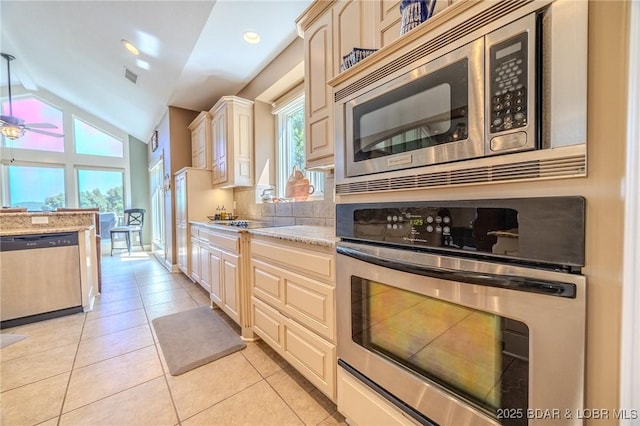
337,245,576,298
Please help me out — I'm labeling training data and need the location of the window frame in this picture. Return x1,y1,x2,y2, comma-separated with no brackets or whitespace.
274,94,324,201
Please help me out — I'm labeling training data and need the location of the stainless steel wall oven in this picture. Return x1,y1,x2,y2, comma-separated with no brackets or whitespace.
336,197,586,425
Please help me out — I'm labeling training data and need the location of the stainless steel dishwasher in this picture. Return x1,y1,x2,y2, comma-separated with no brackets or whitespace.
0,232,84,328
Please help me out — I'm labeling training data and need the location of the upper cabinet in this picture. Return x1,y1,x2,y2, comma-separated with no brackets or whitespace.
374,0,402,48
300,7,335,170
188,111,212,170
209,96,254,187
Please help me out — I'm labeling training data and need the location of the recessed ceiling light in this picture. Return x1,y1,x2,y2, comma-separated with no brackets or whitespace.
121,39,140,56
243,31,261,44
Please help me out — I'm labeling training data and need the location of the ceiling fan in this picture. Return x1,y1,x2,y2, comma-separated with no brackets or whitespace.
1,52,63,140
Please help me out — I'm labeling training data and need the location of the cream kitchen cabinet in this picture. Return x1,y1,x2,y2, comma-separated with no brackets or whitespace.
250,235,336,400
298,5,335,170
206,228,254,339
209,96,254,187
174,167,233,277
188,111,212,170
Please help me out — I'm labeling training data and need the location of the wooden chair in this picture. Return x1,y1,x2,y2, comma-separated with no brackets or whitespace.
110,208,146,255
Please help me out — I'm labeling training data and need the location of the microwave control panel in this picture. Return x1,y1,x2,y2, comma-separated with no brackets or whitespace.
489,31,529,134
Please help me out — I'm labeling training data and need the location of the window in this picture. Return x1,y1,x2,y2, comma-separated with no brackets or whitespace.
74,117,124,158
77,169,124,217
276,95,324,200
1,96,64,152
7,164,65,210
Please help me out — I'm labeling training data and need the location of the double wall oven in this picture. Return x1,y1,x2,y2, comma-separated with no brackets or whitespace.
336,197,586,426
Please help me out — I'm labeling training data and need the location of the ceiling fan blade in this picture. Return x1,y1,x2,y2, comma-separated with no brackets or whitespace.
26,127,64,138
23,122,58,129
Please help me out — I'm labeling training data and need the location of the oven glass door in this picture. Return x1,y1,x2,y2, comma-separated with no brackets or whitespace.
336,241,586,426
345,38,484,178
351,277,528,418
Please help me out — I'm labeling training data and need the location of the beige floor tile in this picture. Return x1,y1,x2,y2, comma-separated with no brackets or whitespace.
0,316,84,362
144,298,199,321
267,369,337,425
137,280,184,295
75,324,154,368
241,340,288,378
63,345,163,412
0,343,77,392
141,288,192,307
182,380,303,426
0,372,69,425
81,308,149,340
35,417,60,426
166,351,262,420
86,296,144,320
184,285,211,306
96,286,141,304
136,275,177,287
318,411,348,425
59,377,177,426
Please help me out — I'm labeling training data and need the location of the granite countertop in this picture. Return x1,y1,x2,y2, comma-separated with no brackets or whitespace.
190,221,247,234
249,225,338,248
190,221,337,247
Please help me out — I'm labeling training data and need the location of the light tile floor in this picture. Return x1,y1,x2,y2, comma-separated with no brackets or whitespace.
1,251,347,426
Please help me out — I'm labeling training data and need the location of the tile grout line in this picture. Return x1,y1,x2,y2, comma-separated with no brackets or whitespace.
55,311,89,425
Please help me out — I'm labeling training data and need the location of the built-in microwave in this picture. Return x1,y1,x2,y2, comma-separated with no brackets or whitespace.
333,0,588,189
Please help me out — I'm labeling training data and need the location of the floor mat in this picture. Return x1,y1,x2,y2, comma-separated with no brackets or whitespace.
152,306,246,375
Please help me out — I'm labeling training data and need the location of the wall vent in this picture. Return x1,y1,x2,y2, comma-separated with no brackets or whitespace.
335,0,532,103
335,153,586,195
124,67,138,84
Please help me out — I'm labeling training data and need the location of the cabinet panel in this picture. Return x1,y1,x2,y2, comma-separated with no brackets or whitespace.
251,257,335,341
252,260,282,304
210,97,253,187
199,243,211,293
304,10,334,168
188,111,211,170
283,315,336,400
190,237,200,283
222,251,240,324
334,0,376,75
251,239,334,280
252,297,284,351
337,366,420,425
210,248,222,306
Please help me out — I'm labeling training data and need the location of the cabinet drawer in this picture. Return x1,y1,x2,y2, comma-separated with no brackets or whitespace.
283,314,336,400
251,259,335,341
208,232,239,253
251,239,334,281
337,366,420,426
252,297,284,351
190,226,200,238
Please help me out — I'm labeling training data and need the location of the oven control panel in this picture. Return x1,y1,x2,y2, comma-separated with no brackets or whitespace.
336,197,586,268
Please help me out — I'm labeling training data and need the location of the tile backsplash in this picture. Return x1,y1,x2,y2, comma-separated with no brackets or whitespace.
233,173,335,228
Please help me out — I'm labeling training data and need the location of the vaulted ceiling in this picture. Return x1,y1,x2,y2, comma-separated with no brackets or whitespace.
0,0,312,142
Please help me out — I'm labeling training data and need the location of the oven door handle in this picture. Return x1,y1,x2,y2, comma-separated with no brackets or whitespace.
337,245,576,298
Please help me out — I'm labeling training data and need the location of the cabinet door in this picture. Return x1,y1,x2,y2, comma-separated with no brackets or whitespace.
190,237,200,283
233,104,253,186
177,223,188,274
375,0,402,48
333,0,376,75
221,250,240,324
304,11,334,168
199,242,211,293
191,123,206,169
209,247,223,307
212,107,228,185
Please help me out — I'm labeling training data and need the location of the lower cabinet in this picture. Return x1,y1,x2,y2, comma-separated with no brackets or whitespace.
337,366,421,426
250,236,336,401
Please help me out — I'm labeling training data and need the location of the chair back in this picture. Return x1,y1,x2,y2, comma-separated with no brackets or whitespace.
124,209,145,227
